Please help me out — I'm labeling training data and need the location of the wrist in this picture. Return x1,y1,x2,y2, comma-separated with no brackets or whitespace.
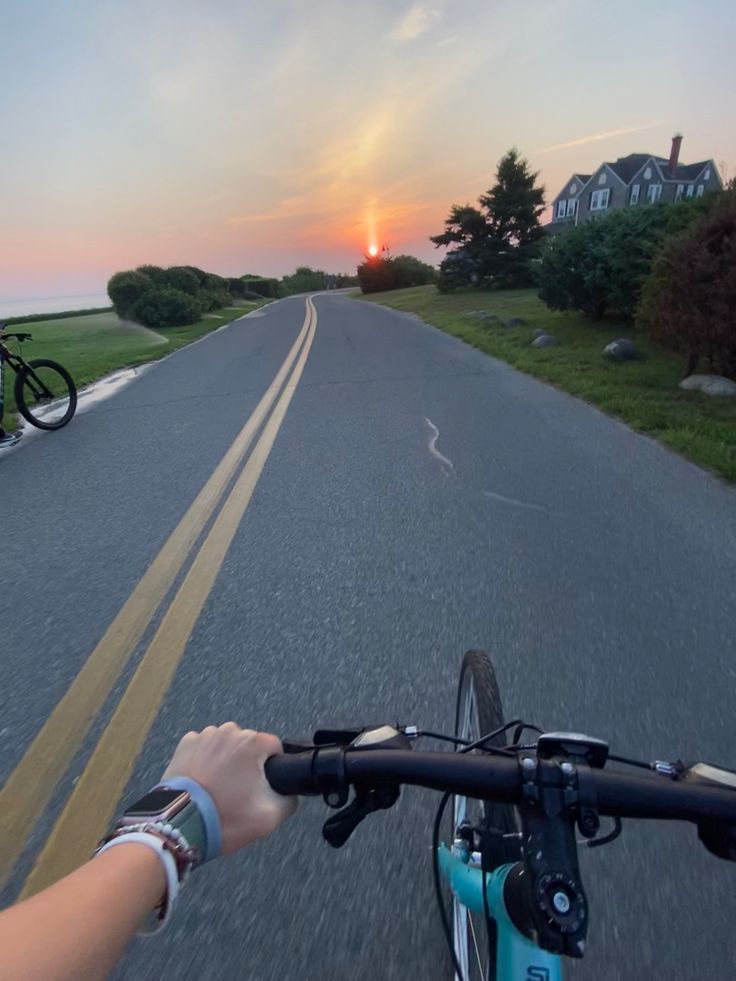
96,776,222,932
94,830,180,933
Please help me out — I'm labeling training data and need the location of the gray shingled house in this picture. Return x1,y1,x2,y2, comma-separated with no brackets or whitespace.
547,135,722,232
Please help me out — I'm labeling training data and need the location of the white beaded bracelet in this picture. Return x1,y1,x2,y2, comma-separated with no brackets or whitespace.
95,831,179,933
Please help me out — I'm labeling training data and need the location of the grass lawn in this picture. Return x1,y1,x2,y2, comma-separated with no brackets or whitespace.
358,285,736,483
1,301,266,430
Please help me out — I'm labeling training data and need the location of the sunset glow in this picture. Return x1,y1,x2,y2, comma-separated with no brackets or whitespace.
0,1,734,303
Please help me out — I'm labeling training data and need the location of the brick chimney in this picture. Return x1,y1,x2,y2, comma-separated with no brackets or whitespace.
668,133,683,177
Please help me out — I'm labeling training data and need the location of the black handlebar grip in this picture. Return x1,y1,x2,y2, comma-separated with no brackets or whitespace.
265,753,318,796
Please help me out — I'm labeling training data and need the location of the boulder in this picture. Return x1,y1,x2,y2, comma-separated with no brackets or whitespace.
603,338,639,361
531,334,558,348
504,316,524,326
679,374,736,397
532,328,546,340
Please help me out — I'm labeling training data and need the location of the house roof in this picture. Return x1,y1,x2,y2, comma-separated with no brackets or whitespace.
551,173,592,202
670,160,711,181
606,153,711,184
608,154,656,183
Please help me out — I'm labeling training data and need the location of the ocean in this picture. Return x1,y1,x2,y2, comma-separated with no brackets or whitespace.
0,293,110,320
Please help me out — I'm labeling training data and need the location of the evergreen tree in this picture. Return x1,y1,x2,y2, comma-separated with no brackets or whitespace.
431,148,545,289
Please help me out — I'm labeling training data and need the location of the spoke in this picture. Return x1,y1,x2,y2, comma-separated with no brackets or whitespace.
454,900,469,980
467,913,486,981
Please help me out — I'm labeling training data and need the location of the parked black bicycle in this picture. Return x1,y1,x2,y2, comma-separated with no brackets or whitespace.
0,325,77,433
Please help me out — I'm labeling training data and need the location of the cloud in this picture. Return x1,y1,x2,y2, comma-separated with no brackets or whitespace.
538,121,664,154
389,2,444,42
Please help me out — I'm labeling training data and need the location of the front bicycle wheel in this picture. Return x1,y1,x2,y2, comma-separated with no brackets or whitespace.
452,650,521,981
15,359,77,430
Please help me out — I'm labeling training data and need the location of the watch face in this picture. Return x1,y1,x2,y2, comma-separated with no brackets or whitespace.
126,788,188,817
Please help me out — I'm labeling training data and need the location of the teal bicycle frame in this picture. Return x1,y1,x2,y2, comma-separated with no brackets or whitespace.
438,845,561,980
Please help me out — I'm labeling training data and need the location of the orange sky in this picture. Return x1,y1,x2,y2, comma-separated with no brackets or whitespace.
1,0,734,302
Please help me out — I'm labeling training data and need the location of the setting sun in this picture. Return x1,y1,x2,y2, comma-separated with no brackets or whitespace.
368,244,379,257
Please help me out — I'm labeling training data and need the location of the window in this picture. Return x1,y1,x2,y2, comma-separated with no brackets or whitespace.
685,184,694,198
647,183,662,203
675,184,684,202
598,171,607,185
704,167,711,181
590,188,610,211
556,199,566,219
644,166,652,180
566,198,577,217
696,184,705,198
569,182,577,194
630,183,640,205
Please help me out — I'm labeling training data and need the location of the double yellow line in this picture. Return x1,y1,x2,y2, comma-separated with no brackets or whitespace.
0,296,318,896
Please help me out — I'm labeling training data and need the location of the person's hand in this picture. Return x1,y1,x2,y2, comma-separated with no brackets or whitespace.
161,723,297,854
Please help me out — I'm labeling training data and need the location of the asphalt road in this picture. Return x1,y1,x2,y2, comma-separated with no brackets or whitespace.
1,293,735,979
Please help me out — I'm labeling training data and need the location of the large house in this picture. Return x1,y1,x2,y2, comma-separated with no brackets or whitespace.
548,135,722,231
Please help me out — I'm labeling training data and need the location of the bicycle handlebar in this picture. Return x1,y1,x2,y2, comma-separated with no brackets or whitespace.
265,748,736,825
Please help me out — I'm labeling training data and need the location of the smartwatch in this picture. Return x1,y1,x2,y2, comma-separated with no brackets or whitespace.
119,787,207,865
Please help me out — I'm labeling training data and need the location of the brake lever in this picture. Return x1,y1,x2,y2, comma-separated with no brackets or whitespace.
322,786,400,848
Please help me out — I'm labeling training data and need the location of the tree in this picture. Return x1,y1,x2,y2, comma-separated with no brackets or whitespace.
431,148,545,290
430,204,487,251
637,190,736,378
478,148,546,286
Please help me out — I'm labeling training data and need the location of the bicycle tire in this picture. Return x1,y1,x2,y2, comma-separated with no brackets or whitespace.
15,358,77,431
453,650,521,981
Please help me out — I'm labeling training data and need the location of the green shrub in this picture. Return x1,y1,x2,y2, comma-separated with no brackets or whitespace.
198,289,230,312
537,200,710,321
107,270,153,317
161,266,201,296
637,191,736,378
135,265,167,285
357,254,436,294
280,266,326,295
240,276,280,298
131,287,202,328
169,265,208,286
437,251,480,292
537,222,611,319
109,263,244,322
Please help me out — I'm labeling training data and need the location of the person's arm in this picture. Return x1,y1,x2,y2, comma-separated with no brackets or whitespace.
0,724,296,981
0,842,165,981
